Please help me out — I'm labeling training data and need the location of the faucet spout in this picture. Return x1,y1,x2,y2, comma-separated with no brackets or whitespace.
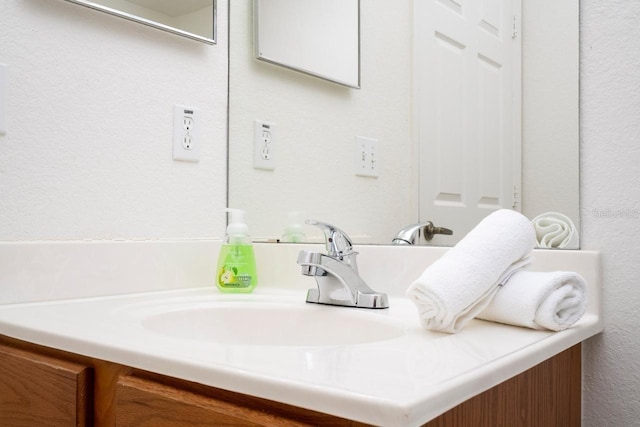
297,251,388,308
297,221,389,309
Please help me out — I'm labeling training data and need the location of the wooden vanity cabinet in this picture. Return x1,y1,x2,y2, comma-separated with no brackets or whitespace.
424,342,582,427
0,335,581,427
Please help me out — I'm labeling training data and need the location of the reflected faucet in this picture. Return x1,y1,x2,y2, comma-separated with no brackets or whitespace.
392,221,453,245
297,220,389,309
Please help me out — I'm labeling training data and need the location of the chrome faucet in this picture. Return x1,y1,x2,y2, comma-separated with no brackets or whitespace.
392,221,453,245
297,220,389,309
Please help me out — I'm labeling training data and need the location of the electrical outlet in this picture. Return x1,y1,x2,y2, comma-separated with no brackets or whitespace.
355,136,379,177
172,104,200,162
254,120,275,170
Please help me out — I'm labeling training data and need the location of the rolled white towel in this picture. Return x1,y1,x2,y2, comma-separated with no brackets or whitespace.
532,212,579,249
477,270,588,331
406,209,537,333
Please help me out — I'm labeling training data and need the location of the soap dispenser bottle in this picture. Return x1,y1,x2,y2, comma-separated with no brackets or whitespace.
216,208,257,293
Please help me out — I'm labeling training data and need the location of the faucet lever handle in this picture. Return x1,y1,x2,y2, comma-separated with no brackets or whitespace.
305,220,354,259
424,222,453,241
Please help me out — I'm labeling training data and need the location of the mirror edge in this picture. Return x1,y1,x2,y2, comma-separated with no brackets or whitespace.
65,0,217,45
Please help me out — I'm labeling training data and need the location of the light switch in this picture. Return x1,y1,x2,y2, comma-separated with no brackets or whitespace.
0,64,6,135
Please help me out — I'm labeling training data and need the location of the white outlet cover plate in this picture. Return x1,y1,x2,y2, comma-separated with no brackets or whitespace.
172,104,200,162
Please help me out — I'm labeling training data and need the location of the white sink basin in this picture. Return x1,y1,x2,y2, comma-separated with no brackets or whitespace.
139,300,405,346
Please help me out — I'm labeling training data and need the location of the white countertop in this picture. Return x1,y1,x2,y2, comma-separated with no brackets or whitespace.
0,242,603,426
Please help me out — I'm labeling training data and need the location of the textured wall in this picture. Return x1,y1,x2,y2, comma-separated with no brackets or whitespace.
581,1,640,425
0,0,228,241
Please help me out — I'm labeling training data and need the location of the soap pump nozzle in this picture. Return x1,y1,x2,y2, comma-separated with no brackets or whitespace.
224,208,250,244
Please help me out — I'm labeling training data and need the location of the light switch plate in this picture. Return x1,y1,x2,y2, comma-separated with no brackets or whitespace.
0,64,7,135
355,136,379,177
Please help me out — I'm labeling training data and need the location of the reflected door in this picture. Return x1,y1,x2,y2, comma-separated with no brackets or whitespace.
416,0,522,243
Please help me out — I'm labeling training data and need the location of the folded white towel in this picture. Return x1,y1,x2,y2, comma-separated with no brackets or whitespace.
477,270,588,331
406,209,537,333
532,212,579,249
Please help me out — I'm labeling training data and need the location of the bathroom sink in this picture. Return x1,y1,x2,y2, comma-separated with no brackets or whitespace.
138,299,405,347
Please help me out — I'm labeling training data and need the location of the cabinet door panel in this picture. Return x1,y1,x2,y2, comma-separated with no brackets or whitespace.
116,375,366,427
0,343,92,427
117,375,270,426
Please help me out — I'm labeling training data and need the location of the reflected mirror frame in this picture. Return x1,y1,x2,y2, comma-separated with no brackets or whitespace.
64,0,217,44
253,0,361,89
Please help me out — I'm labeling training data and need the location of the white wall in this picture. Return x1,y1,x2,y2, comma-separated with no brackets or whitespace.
581,1,640,425
0,0,228,241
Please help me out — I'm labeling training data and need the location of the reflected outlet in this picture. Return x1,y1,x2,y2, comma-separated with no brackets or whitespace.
254,120,276,170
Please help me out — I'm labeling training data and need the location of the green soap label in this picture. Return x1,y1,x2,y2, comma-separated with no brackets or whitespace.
218,266,252,288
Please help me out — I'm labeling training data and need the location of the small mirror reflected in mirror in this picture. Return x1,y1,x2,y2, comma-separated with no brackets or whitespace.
65,0,217,44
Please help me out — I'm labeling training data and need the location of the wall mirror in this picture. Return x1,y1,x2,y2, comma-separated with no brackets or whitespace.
254,0,360,88
65,0,217,44
229,0,579,248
